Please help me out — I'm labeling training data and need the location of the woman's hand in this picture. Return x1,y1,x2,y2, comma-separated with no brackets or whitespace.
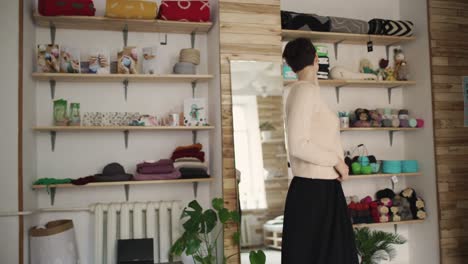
334,159,349,182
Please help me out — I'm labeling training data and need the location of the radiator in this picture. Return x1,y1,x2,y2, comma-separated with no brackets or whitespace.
91,201,182,264
240,214,254,247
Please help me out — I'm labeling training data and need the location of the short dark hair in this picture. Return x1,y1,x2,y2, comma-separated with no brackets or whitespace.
282,38,316,73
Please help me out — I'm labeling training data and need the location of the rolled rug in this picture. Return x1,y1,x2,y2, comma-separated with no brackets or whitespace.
173,62,196,74
180,48,201,65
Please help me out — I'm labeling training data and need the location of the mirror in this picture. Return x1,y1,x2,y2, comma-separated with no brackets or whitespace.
231,60,287,264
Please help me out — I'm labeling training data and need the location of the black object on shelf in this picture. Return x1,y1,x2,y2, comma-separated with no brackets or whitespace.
118,238,153,264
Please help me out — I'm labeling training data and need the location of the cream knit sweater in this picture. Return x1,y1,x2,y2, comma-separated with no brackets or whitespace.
284,80,344,180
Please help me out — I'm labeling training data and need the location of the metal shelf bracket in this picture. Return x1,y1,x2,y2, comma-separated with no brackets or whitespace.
124,130,129,149
123,79,129,101
49,187,56,206
49,22,56,44
334,40,344,60
123,24,128,47
389,131,394,146
335,85,346,103
387,86,401,104
50,80,56,99
124,184,130,201
193,182,199,198
191,31,196,48
50,131,57,151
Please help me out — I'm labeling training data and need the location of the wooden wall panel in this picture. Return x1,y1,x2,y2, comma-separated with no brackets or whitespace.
428,0,468,263
219,0,282,262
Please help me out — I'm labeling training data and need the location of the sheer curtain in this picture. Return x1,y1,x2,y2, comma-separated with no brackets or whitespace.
233,96,267,210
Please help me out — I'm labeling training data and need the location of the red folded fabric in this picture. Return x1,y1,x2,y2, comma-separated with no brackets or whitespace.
39,0,96,16
71,176,96,185
171,151,205,162
133,170,181,181
174,143,203,153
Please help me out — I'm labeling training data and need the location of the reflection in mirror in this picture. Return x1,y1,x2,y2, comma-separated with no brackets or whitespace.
231,60,287,264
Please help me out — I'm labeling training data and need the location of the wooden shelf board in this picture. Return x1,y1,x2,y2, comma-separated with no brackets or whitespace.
33,12,212,34
262,139,284,144
284,79,416,88
350,172,421,179
33,126,215,132
353,219,424,228
32,73,214,83
32,178,213,189
282,30,415,45
340,127,420,132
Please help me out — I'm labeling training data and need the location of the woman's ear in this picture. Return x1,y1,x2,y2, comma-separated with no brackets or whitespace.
314,54,319,65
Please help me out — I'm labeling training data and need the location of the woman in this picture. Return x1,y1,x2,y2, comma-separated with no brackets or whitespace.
281,38,358,264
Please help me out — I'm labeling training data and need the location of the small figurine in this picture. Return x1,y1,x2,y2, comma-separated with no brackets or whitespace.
394,48,409,81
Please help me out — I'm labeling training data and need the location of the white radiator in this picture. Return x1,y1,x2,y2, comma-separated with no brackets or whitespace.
91,201,182,264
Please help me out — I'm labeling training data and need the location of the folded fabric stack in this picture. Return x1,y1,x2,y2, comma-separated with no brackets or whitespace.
316,45,330,80
172,144,209,179
134,159,181,181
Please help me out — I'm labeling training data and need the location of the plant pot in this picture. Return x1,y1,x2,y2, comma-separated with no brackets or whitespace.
261,130,274,141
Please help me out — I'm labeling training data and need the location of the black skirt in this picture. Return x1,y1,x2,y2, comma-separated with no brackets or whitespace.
281,177,359,264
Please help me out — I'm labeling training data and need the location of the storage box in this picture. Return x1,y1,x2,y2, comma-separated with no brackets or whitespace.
117,238,153,264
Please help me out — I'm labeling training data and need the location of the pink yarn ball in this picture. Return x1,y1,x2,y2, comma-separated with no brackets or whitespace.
416,119,425,128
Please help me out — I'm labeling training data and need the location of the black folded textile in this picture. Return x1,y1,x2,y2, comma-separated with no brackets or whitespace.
179,168,210,179
319,65,329,72
281,11,331,32
368,19,414,36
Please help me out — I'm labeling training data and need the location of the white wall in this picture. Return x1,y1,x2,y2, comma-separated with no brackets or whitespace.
280,0,439,263
0,1,20,263
30,1,218,263
400,0,440,263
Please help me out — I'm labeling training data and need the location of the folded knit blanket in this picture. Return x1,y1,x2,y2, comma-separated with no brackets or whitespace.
174,161,208,170
34,178,72,186
175,157,201,162
281,11,331,32
171,151,205,162
179,168,209,179
175,143,203,153
71,176,96,185
133,169,181,181
137,159,175,174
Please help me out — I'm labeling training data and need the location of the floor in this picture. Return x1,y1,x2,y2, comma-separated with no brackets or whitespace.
240,248,281,264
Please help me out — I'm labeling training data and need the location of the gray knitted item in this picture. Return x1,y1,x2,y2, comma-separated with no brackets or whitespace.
329,16,369,34
173,62,196,74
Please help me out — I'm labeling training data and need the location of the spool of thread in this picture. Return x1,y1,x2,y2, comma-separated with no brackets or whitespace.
179,48,200,65
416,119,424,128
399,119,409,127
392,118,400,127
409,118,418,128
173,62,196,74
382,119,393,127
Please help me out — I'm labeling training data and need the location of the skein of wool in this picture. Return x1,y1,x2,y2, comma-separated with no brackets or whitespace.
409,118,418,128
416,119,424,128
400,119,409,127
392,118,400,127
173,62,196,74
180,48,201,65
382,119,393,127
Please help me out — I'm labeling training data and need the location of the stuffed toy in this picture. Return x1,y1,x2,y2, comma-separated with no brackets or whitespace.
369,110,383,127
394,48,409,81
330,66,378,80
377,58,389,81
359,59,377,75
385,67,396,81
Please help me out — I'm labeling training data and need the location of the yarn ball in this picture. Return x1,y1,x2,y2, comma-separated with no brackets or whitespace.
376,188,396,200
416,119,424,127
400,119,409,127
399,114,409,120
180,48,201,65
392,118,400,127
352,162,362,174
358,156,370,166
382,119,393,127
398,109,409,115
384,108,392,116
361,165,373,174
409,118,418,128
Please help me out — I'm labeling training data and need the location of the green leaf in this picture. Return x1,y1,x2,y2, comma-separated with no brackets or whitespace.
189,200,203,213
230,211,241,223
170,237,186,256
212,198,224,211
232,231,240,245
194,255,204,263
249,250,266,264
183,212,202,233
201,209,217,233
218,208,231,224
185,235,202,255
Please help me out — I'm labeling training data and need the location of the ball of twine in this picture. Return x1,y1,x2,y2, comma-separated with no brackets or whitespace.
180,48,200,65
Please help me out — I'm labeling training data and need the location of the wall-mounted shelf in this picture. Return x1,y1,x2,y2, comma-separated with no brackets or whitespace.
33,73,214,100
33,13,213,34
262,138,285,144
281,30,415,59
350,172,421,179
353,219,424,228
34,126,214,151
33,178,213,205
284,79,416,103
340,127,421,146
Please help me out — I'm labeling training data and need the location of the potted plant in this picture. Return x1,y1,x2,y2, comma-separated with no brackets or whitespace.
259,122,275,141
354,227,406,264
171,198,266,264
